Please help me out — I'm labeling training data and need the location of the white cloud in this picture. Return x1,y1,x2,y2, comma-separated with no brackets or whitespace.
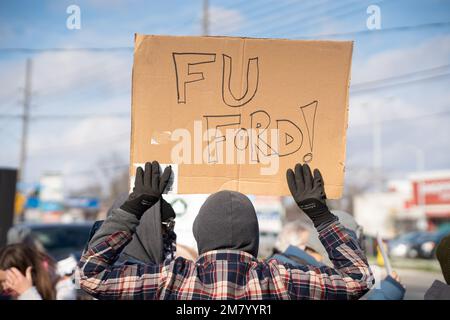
352,35,450,83
209,6,245,35
0,50,132,107
33,51,132,101
22,113,130,191
345,35,450,177
348,35,450,125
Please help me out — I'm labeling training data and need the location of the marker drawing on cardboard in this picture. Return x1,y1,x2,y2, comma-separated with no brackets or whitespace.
130,35,353,198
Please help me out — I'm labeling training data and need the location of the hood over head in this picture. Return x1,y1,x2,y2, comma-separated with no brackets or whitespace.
193,190,259,257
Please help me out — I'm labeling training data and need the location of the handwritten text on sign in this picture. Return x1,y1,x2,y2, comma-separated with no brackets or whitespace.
171,52,318,175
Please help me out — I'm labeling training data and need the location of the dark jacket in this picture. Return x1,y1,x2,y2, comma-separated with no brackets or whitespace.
424,280,450,300
87,195,175,264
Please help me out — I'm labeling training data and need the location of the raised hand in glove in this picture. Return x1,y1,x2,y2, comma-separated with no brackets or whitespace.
286,163,337,228
120,161,172,218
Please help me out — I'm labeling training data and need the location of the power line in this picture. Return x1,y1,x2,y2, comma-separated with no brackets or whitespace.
28,131,129,155
0,114,21,119
0,1,360,53
236,0,330,29
31,112,129,120
236,0,341,35
237,0,302,19
351,64,450,89
350,109,450,127
351,72,450,94
303,21,450,39
35,58,131,98
285,0,387,38
229,0,270,11
2,21,448,56
0,112,129,120
253,0,381,37
0,47,133,53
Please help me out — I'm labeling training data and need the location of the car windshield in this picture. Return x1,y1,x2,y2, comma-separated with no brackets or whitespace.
435,229,450,241
30,225,92,260
396,232,421,241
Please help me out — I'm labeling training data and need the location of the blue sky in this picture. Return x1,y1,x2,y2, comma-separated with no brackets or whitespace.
0,0,449,193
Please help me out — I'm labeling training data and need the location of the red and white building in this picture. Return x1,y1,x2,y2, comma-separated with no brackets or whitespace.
406,171,450,230
354,170,450,238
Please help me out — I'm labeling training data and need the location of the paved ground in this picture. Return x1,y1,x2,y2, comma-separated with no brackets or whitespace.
398,268,444,300
370,265,444,300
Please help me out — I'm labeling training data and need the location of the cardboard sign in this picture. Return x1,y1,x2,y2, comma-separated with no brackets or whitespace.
130,35,352,198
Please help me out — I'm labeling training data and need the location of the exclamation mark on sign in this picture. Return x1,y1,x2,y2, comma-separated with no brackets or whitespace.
300,101,318,163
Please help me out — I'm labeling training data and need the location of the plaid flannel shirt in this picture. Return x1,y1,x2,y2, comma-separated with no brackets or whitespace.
77,221,374,300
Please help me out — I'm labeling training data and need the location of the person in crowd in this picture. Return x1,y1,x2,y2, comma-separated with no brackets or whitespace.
0,270,10,300
424,234,450,300
0,243,56,300
271,220,324,267
0,243,76,300
271,211,405,300
76,161,373,299
365,271,405,300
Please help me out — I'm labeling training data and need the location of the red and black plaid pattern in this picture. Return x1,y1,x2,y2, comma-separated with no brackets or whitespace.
77,221,374,300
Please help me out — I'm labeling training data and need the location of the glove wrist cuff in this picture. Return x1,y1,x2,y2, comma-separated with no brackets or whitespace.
311,211,338,229
120,194,159,219
297,198,336,228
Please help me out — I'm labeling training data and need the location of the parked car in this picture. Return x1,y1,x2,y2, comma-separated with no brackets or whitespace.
388,231,426,258
414,228,450,259
388,229,450,259
7,222,94,261
405,232,435,259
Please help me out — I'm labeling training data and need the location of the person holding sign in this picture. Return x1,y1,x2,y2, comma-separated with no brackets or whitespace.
76,161,374,300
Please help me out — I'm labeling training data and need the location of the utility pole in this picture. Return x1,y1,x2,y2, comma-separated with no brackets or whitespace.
362,101,383,191
18,58,32,184
370,97,393,191
372,104,382,191
202,0,209,36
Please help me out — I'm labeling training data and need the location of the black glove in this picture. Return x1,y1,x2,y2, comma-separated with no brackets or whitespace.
120,161,172,218
286,163,337,228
